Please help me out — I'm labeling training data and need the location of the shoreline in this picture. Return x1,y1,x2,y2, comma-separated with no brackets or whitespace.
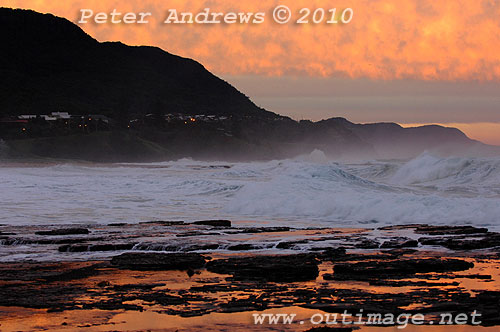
1,223,500,331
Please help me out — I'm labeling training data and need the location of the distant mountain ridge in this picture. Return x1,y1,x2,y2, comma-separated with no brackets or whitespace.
321,118,481,158
1,7,496,161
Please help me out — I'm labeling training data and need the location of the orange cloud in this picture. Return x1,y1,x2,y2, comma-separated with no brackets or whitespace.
3,0,500,80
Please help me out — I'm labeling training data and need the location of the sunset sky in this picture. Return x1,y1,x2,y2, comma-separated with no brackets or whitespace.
3,0,500,144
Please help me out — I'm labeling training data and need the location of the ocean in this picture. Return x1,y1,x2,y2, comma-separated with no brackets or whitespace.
1,150,499,229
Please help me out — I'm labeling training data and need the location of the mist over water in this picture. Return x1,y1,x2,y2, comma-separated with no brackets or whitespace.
1,151,499,230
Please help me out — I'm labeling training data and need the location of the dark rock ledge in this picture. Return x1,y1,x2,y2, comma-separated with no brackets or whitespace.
110,252,207,271
35,228,90,236
206,254,320,282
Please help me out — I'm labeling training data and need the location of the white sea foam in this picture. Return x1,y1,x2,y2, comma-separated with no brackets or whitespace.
389,152,500,193
0,151,499,230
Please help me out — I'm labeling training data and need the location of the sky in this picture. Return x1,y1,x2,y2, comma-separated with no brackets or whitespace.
3,0,500,144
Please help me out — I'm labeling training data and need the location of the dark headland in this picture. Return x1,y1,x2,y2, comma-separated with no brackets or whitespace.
0,7,498,162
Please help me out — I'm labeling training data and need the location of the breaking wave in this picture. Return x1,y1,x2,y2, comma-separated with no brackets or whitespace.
224,152,500,228
1,151,499,230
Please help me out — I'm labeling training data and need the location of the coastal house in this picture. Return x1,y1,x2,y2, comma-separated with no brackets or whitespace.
19,114,57,121
18,115,37,120
51,112,71,119
88,114,110,123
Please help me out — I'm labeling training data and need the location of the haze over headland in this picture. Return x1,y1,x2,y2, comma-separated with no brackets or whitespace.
225,76,500,146
2,0,500,146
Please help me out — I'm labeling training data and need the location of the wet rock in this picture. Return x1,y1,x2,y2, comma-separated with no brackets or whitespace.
140,292,190,306
111,252,207,271
131,243,220,253
276,239,309,249
386,248,418,257
418,237,450,247
368,280,460,287
0,262,99,282
227,227,291,234
58,244,88,252
185,244,220,251
227,244,259,251
333,258,473,280
132,243,180,251
219,295,268,312
176,231,221,237
475,291,500,326
43,263,105,282
445,237,500,250
58,243,136,252
82,300,143,311
192,220,231,227
319,247,347,260
247,227,291,233
0,238,34,245
415,225,489,235
0,281,86,310
112,283,164,291
380,238,418,249
206,254,319,282
38,237,103,245
140,220,185,226
355,239,380,249
419,233,500,250
133,243,221,252
35,228,89,236
378,224,424,231
310,236,342,243
0,254,498,324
